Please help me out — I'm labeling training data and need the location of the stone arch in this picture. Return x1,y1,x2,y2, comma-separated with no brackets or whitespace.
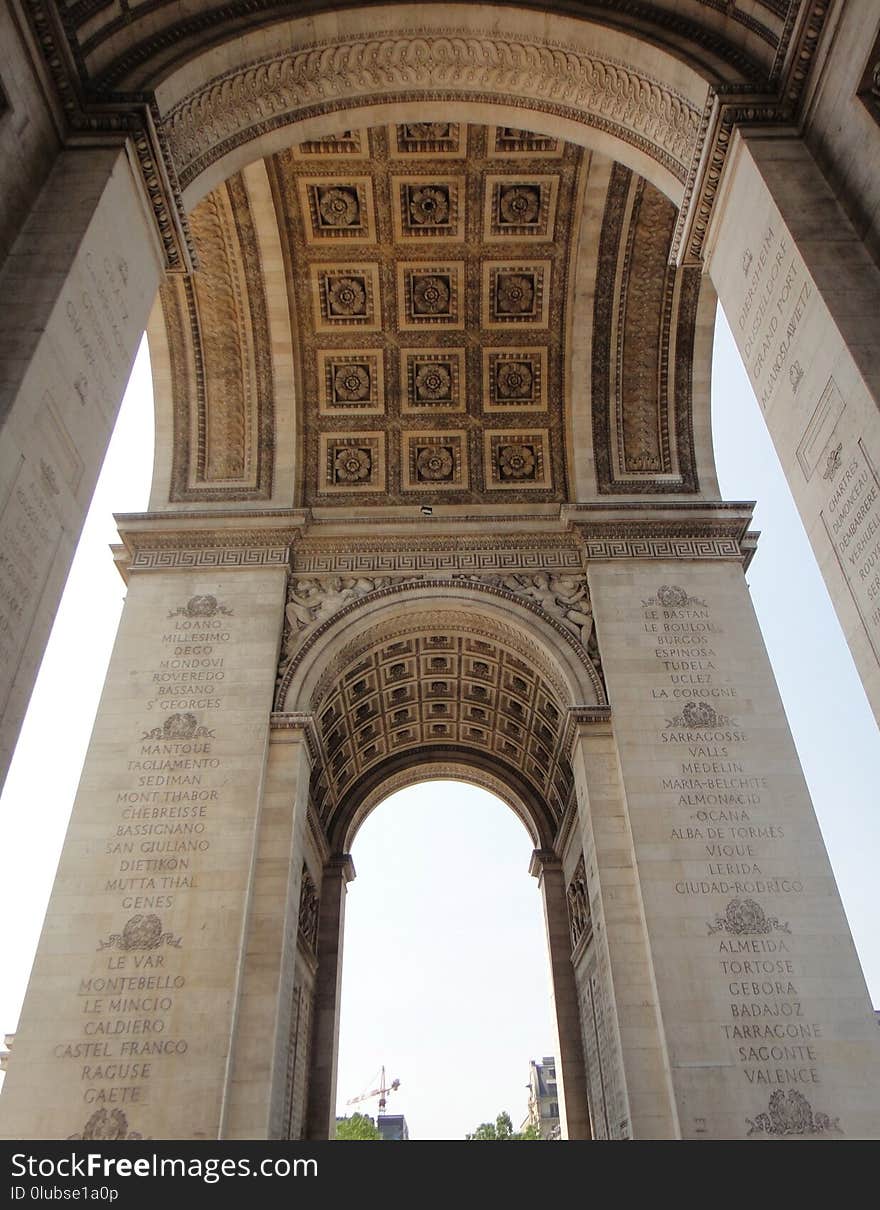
279,579,604,707
5,0,880,1145
284,586,599,1138
144,7,716,214
277,582,602,852
147,123,718,515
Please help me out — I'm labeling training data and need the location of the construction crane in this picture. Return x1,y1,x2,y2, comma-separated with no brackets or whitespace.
346,1066,401,1116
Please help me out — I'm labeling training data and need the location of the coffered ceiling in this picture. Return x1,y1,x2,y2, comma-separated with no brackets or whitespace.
151,121,711,509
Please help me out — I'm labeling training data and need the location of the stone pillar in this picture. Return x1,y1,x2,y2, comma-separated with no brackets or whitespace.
0,144,163,790
305,853,355,1140
0,523,292,1140
569,711,677,1140
530,849,590,1139
223,718,321,1139
706,129,880,723
587,554,880,1139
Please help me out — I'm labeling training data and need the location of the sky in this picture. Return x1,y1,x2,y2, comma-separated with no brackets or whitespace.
0,312,878,1140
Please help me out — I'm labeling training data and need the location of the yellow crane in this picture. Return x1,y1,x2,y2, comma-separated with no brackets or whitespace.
346,1066,401,1116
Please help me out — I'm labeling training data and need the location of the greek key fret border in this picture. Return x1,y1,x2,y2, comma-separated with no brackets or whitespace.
128,546,291,571
292,547,584,574
581,537,742,559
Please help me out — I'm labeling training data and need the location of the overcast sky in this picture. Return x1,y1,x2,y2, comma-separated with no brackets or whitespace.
0,311,877,1140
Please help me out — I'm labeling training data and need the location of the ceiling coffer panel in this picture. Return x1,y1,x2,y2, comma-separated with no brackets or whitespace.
592,162,700,494
160,175,275,501
267,123,584,506
309,627,573,834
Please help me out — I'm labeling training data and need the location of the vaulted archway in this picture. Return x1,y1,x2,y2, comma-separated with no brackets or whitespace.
2,1,880,1142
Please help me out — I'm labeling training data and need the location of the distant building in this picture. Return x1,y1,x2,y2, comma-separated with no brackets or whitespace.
377,1114,410,1141
522,1057,561,1140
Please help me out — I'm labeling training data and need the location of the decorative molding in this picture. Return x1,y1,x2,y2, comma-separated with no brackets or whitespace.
162,174,274,501
118,526,298,572
568,705,613,726
20,2,195,272
163,34,702,191
581,536,742,560
326,853,357,884
670,95,783,268
131,113,196,273
276,577,606,707
553,791,580,860
779,1,833,106
128,546,291,571
592,163,700,493
26,4,835,279
856,24,880,129
571,517,753,562
59,3,772,97
292,541,583,576
269,711,321,765
528,848,560,878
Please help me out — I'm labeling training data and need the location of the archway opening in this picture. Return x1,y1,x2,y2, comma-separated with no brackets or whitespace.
335,780,558,1140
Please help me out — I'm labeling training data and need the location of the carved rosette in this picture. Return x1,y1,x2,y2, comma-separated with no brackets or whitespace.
68,1109,144,1140
97,915,182,952
664,702,735,729
141,714,215,741
641,584,707,609
168,594,233,619
746,1091,841,1138
707,898,790,937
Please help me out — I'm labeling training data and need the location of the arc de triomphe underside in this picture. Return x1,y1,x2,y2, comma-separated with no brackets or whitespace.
1,0,879,1141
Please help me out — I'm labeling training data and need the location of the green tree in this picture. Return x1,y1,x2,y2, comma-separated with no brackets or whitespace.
466,1111,540,1140
335,1112,381,1140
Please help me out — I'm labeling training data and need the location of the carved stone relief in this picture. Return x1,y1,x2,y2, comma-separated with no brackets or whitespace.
161,37,701,191
297,866,320,954
567,856,592,951
592,163,700,494
451,572,603,684
280,576,392,670
160,176,274,501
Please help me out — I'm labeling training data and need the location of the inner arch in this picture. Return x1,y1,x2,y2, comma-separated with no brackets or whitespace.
293,605,588,852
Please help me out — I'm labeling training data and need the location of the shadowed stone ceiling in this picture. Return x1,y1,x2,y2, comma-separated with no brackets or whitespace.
43,1,804,91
